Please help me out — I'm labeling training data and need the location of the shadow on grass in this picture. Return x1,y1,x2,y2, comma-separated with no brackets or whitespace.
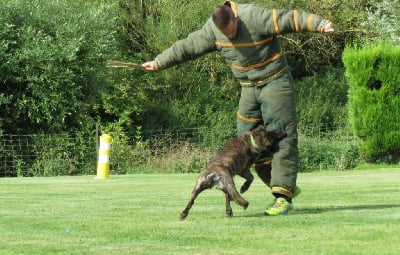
238,204,400,217
294,204,400,215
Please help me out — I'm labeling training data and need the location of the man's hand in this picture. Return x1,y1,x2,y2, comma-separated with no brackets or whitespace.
142,60,161,71
323,21,334,33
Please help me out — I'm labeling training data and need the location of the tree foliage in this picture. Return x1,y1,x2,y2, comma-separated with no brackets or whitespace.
363,0,400,44
0,0,383,136
296,67,348,128
2,0,398,175
0,0,117,133
1,0,397,156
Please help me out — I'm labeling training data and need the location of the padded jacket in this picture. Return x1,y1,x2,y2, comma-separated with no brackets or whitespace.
155,1,330,86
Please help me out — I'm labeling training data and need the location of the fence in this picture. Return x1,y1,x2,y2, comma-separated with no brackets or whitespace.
0,124,357,177
0,128,206,177
0,133,97,177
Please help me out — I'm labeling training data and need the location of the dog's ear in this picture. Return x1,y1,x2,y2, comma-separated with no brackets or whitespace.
254,125,265,132
256,130,286,152
251,125,267,136
251,125,266,138
266,130,286,141
251,127,287,152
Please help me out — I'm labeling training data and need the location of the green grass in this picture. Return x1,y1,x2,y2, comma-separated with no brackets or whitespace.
1,168,400,255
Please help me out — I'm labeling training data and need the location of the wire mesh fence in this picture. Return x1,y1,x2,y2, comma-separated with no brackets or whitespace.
0,133,97,177
0,124,357,177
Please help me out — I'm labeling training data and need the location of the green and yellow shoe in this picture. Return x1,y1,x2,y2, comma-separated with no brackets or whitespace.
266,186,301,210
265,186,301,216
265,197,291,216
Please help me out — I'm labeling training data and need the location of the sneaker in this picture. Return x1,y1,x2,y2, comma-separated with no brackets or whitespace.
265,197,291,216
267,186,301,209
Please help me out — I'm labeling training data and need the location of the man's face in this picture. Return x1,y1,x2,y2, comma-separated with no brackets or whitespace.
220,16,239,39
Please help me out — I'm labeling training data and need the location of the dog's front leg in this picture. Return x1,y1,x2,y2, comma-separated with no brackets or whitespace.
239,169,254,193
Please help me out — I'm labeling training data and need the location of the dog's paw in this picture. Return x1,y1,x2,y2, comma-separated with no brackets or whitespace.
240,181,251,193
240,186,248,193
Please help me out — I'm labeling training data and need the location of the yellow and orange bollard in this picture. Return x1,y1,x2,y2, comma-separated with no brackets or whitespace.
95,134,112,179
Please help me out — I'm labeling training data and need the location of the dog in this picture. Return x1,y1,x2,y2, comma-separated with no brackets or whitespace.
179,125,286,220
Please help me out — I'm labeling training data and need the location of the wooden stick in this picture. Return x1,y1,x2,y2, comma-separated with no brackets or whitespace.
106,60,144,69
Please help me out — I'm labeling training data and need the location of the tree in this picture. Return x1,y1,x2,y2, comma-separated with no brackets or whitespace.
0,0,117,133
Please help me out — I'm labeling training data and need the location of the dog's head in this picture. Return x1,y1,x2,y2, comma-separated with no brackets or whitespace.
251,125,286,153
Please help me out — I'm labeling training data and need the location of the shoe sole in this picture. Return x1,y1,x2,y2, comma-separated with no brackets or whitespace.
264,211,288,216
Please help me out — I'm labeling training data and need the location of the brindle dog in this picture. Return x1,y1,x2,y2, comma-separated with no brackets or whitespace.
179,125,286,220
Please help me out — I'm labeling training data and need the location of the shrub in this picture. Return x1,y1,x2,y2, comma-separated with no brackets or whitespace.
29,133,96,176
296,67,348,129
0,0,117,134
343,43,400,163
298,125,363,172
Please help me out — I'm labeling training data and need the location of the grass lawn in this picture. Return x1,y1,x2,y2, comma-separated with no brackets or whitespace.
1,168,400,255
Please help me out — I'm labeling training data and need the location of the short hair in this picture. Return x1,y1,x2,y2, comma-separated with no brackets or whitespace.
212,5,234,30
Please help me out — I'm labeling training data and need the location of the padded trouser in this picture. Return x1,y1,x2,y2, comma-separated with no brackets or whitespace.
254,161,272,187
237,70,299,198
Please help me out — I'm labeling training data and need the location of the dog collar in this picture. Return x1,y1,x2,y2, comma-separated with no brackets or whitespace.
250,134,259,152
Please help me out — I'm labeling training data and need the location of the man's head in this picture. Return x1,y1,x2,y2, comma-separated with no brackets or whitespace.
212,5,239,39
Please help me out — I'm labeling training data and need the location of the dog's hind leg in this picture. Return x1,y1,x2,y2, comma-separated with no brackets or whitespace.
179,173,214,221
180,191,199,221
222,176,249,209
225,192,233,217
238,168,254,194
180,186,206,221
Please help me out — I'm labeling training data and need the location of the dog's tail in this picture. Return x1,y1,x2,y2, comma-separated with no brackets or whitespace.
224,178,249,209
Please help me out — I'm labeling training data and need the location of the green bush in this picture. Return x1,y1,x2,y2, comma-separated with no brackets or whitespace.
0,0,117,134
29,133,96,176
299,134,362,172
296,67,348,129
343,44,400,163
99,123,151,175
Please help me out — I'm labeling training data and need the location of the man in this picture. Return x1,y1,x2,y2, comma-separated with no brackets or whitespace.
142,1,334,215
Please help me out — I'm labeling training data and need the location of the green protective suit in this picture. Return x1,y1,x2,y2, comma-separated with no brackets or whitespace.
154,1,330,198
